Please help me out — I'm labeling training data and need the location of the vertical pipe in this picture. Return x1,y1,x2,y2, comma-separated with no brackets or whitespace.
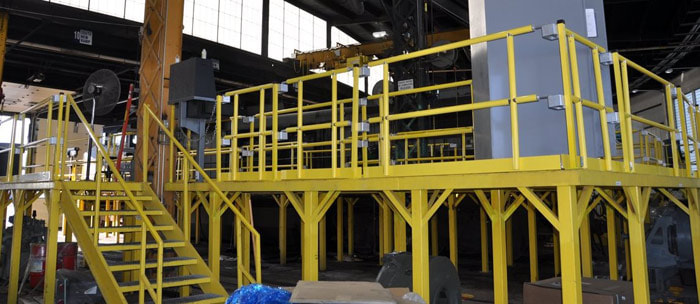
142,107,149,182
527,204,538,282
557,186,583,304
411,189,431,303
606,204,618,280
480,207,489,273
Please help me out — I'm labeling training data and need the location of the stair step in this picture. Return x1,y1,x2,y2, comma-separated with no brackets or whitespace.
108,256,198,272
91,225,174,233
118,275,211,293
98,240,185,251
152,293,227,304
73,195,152,201
80,209,164,216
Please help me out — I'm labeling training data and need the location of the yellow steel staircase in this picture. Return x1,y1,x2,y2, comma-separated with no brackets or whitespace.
59,180,228,303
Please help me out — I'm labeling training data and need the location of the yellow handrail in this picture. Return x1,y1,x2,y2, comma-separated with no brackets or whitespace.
142,106,263,284
65,95,164,303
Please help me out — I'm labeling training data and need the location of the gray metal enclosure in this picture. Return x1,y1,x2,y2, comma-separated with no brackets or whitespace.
469,0,616,159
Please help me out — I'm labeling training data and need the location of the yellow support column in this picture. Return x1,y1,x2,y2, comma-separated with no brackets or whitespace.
625,187,650,304
557,186,583,304
606,205,618,280
208,192,221,281
7,194,25,304
43,191,60,304
320,215,327,271
491,190,509,303
383,201,393,256
378,203,385,264
348,199,355,256
527,203,538,282
580,210,593,277
431,216,438,256
411,189,431,303
448,195,458,268
337,197,344,261
278,196,288,265
480,208,489,273
393,193,407,252
302,191,320,280
687,188,700,301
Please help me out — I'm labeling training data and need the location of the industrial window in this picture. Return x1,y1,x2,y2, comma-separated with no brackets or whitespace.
268,0,327,61
46,0,263,55
674,89,700,171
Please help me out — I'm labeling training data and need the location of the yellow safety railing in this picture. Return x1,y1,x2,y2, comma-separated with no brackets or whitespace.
180,23,699,182
64,94,166,303
142,106,262,285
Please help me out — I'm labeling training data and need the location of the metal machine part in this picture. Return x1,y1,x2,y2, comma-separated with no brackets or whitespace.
81,69,121,116
54,269,102,304
169,57,218,174
0,213,46,281
376,252,460,304
646,204,694,292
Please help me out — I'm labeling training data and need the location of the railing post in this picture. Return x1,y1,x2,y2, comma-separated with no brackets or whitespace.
620,60,635,172
567,34,588,168
169,106,175,183
233,94,239,180
381,62,391,175
272,84,279,179
592,48,613,171
94,153,102,246
60,96,72,177
676,87,692,177
297,81,304,178
216,95,222,180
556,23,578,168
506,34,520,169
612,54,632,172
331,74,338,177
142,106,149,183
45,95,54,172
258,89,266,180
351,67,360,177
5,114,17,182
53,94,64,179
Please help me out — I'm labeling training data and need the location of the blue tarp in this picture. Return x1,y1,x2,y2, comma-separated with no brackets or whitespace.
225,284,292,304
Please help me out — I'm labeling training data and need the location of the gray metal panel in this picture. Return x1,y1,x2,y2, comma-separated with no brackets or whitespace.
469,0,615,159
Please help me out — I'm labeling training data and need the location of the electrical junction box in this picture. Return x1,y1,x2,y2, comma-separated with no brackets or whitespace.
168,57,217,119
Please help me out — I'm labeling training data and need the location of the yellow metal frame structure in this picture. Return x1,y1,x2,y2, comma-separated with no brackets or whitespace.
161,23,700,304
